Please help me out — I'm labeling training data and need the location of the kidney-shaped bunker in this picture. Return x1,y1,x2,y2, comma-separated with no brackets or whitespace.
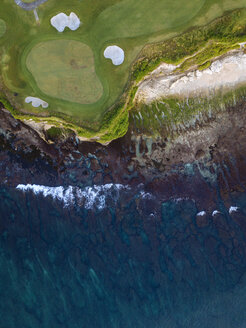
104,46,124,66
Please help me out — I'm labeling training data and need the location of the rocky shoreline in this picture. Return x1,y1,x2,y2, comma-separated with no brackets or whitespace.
1,98,246,211
1,87,246,328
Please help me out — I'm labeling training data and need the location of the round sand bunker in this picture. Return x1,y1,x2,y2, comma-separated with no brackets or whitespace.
104,46,124,66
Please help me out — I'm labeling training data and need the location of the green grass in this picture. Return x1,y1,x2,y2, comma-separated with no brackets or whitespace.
1,0,246,142
178,41,240,72
26,39,103,104
46,126,75,141
93,0,205,40
198,60,212,71
0,19,6,38
131,9,246,82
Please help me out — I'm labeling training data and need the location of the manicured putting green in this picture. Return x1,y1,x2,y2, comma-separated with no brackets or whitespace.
26,40,103,104
95,0,205,39
0,19,6,38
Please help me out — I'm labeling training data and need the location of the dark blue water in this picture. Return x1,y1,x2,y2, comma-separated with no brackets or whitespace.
1,182,246,328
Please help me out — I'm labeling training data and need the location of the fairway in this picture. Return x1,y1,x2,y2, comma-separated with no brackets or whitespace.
26,40,103,104
1,0,246,139
0,19,6,38
94,0,205,39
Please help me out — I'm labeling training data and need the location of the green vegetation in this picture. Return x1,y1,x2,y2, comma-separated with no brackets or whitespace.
46,126,75,141
100,104,129,141
0,19,6,38
178,42,240,72
26,40,103,104
198,60,212,71
93,0,205,39
1,1,246,142
131,9,246,81
46,126,63,141
130,86,246,138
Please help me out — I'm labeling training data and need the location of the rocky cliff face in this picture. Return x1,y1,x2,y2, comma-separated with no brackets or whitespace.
0,97,246,209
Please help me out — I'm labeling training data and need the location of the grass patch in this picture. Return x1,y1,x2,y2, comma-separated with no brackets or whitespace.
46,126,74,141
198,60,212,70
131,9,246,82
178,41,240,71
0,19,6,38
46,126,63,141
93,0,205,39
26,39,103,104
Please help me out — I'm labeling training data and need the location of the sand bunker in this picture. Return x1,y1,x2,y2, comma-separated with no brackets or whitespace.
25,97,48,109
50,12,80,32
104,46,124,65
136,51,246,104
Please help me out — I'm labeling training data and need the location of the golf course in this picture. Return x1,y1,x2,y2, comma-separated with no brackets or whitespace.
1,0,246,141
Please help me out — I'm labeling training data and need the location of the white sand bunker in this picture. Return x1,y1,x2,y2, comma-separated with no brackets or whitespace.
104,46,124,65
25,97,49,109
50,12,80,32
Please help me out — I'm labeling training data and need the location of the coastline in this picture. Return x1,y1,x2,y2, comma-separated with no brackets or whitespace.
1,94,246,212
1,94,246,328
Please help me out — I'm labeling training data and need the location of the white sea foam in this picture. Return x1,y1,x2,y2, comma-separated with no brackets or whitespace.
229,206,239,214
25,97,48,109
104,46,124,65
139,191,154,200
197,211,206,216
16,183,129,210
50,12,80,32
212,210,220,217
173,197,195,203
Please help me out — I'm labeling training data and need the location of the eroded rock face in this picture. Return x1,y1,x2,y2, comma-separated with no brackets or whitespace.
50,12,80,32
136,50,246,104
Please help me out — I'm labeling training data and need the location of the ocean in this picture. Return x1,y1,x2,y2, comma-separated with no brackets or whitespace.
1,177,246,327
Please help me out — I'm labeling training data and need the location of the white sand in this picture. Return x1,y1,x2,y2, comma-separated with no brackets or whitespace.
25,96,48,109
136,51,246,104
104,45,124,66
50,12,80,32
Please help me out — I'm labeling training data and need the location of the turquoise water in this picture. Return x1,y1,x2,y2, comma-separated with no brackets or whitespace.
1,184,246,327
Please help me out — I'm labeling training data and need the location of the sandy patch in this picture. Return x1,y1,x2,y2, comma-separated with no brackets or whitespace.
136,50,246,104
50,12,80,32
25,96,48,108
104,45,124,65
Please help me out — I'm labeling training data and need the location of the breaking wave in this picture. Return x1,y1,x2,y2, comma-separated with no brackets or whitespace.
16,183,132,210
